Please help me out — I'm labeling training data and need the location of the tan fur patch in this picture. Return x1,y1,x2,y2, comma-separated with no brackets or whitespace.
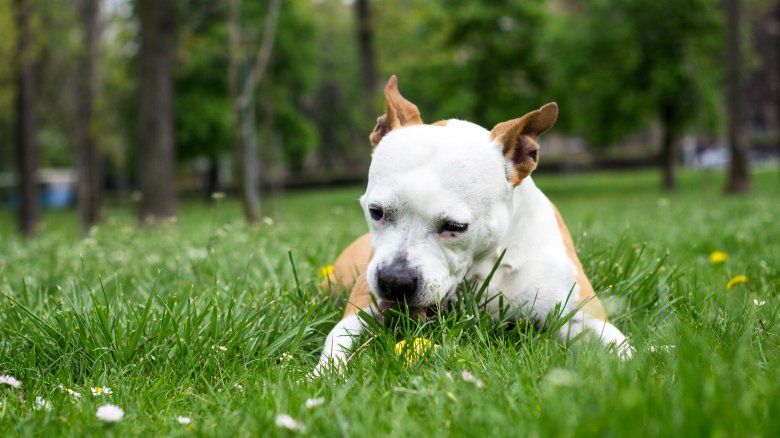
551,203,607,321
431,120,449,126
322,233,372,296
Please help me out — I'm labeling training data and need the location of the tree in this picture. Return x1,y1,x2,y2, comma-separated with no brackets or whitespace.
14,0,40,236
74,0,102,231
548,0,723,190
137,0,178,223
228,0,281,224
354,0,378,95
724,0,751,193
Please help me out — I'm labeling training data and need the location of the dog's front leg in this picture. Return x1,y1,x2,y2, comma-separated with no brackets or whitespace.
559,312,634,359
314,307,375,375
314,273,377,375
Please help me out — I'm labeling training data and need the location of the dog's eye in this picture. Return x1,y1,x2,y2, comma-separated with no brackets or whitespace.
369,206,384,221
440,221,468,234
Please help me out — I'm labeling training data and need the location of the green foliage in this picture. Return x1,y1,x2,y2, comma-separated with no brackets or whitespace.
547,0,724,146
0,0,16,170
263,0,320,173
175,8,231,162
375,0,551,126
1,169,779,434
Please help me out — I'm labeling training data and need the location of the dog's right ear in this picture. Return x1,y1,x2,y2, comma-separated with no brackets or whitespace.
369,75,423,149
490,102,558,185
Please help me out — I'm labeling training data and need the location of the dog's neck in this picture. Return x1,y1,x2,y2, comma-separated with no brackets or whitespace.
469,176,561,279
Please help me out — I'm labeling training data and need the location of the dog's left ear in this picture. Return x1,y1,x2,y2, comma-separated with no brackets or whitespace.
369,75,423,149
490,102,558,185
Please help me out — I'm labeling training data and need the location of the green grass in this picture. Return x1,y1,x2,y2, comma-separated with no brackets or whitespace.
1,168,779,436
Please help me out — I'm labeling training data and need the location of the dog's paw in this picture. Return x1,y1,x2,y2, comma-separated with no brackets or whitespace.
615,340,635,361
309,355,347,380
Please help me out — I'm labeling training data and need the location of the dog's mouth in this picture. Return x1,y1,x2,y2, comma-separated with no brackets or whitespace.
378,300,434,322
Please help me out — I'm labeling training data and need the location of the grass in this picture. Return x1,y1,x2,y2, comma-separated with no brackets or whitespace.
1,167,779,436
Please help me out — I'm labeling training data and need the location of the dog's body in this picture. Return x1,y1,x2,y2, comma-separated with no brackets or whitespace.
317,77,630,373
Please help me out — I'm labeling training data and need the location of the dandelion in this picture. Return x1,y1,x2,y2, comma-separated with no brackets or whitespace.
754,299,766,307
0,375,22,389
34,396,52,411
305,397,325,409
726,275,748,289
709,251,728,264
275,414,306,432
96,404,124,423
176,416,192,425
395,338,434,367
91,386,112,397
319,265,334,279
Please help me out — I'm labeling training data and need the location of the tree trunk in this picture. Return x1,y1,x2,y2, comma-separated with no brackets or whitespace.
355,0,378,94
14,0,40,237
660,104,679,191
205,157,219,201
228,0,281,224
137,0,178,223
75,0,102,232
228,0,259,224
724,0,751,193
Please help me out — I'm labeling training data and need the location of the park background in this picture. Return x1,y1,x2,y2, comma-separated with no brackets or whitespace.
0,0,777,230
2,0,780,436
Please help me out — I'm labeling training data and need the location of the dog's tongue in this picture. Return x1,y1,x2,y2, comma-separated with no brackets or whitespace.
378,301,428,322
412,307,428,322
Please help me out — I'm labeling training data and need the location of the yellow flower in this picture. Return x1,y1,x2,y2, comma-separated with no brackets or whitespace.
709,251,728,264
726,275,748,289
319,265,334,279
395,338,434,367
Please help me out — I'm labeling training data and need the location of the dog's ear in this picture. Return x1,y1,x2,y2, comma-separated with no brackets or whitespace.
369,75,423,149
489,102,558,185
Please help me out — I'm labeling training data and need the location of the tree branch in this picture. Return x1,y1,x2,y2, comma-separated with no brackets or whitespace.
237,0,282,108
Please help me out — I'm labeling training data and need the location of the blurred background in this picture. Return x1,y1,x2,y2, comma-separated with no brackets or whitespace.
0,0,777,235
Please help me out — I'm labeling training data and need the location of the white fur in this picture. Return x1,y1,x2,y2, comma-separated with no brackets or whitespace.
316,119,631,372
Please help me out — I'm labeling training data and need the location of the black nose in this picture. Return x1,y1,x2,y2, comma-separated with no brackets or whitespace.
377,262,419,302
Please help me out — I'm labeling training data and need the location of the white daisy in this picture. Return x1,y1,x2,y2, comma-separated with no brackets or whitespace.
754,299,766,307
275,414,306,432
234,383,244,392
460,370,485,388
211,345,227,352
34,396,52,411
0,375,22,389
305,397,325,409
280,353,293,362
96,404,124,423
176,416,192,425
68,388,83,399
91,386,112,396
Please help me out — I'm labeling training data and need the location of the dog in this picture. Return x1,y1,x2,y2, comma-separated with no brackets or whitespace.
316,76,631,373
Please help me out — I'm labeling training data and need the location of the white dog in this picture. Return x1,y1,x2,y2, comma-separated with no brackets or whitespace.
316,76,631,373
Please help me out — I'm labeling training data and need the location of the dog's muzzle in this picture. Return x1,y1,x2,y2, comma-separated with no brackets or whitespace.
376,258,419,303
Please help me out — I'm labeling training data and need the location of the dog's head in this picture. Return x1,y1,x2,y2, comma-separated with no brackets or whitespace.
362,76,558,309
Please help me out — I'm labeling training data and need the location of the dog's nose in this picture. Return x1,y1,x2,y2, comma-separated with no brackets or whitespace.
376,263,419,302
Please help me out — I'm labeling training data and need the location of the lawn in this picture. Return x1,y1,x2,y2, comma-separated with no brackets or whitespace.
1,168,779,436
